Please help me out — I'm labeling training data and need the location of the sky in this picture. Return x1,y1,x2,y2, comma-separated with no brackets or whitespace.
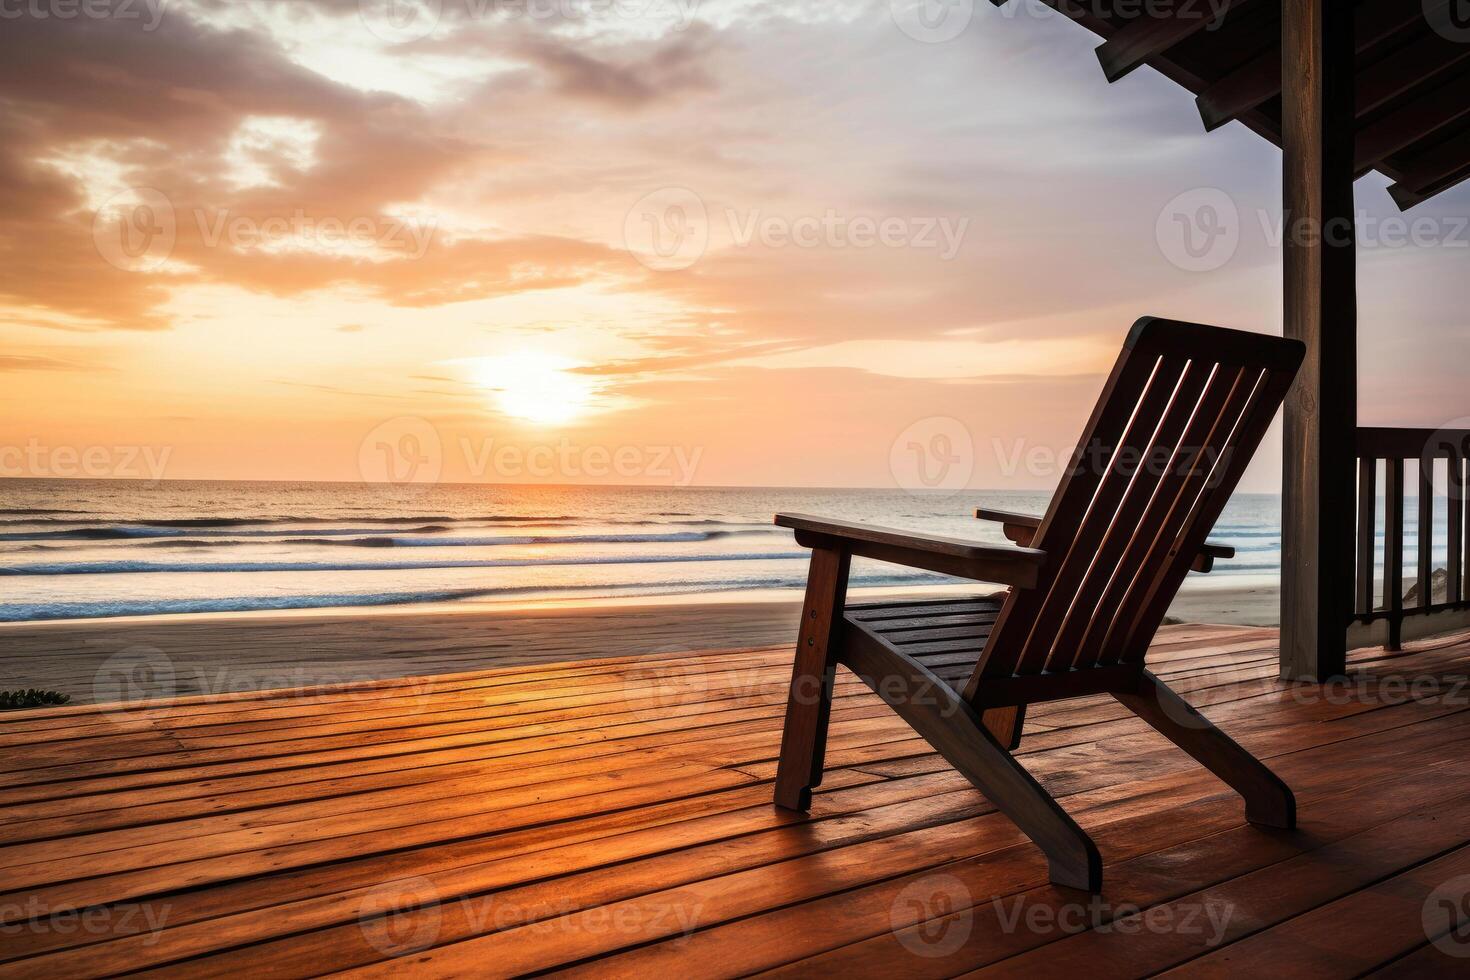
2,0,1468,491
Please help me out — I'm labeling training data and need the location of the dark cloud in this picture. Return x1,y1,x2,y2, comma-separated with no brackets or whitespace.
0,11,399,327
507,25,720,108
0,7,639,327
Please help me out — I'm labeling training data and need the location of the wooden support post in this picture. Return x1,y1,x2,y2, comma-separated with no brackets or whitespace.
1280,0,1356,682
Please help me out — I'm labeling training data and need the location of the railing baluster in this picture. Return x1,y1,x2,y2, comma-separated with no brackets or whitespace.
1351,430,1470,648
1419,457,1435,611
1385,457,1405,650
1451,445,1464,606
1356,456,1376,616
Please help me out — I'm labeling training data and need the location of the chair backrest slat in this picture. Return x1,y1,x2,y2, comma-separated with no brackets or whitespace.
1097,364,1260,663
1047,359,1213,672
1011,354,1188,676
963,318,1304,697
1068,362,1233,668
1114,365,1293,663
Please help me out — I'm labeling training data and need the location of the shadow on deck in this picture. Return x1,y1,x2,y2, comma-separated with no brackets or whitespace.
1,624,1469,976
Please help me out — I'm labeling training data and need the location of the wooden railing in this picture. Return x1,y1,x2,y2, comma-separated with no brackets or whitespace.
1352,427,1470,649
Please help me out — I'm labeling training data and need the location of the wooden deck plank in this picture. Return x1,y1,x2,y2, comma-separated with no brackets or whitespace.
763,781,1470,979
0,624,1468,977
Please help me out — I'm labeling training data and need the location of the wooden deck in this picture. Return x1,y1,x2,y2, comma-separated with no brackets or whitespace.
2,623,1470,977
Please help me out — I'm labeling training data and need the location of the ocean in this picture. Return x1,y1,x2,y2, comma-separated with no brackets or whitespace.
0,478,1441,623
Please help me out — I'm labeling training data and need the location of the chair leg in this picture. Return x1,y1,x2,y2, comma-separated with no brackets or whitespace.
843,633,1102,892
774,546,850,812
981,705,1026,750
1115,669,1296,829
944,715,1101,892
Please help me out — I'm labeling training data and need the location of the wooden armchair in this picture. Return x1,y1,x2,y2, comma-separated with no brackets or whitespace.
771,317,1304,892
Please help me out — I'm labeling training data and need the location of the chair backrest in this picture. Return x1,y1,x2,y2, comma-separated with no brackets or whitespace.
967,317,1304,692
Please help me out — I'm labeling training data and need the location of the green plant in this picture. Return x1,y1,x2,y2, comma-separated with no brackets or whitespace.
0,689,71,710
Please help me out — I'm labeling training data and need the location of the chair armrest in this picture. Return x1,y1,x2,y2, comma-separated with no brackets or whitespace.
973,508,1235,572
975,508,1042,547
1191,541,1235,573
775,513,1046,588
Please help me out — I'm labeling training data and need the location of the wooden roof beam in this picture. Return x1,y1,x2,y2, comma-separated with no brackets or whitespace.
1390,163,1470,210
1356,31,1470,119
987,0,1118,37
1357,73,1470,172
1195,49,1277,133
996,0,1286,152
1388,126,1470,208
1096,0,1255,83
1195,0,1449,132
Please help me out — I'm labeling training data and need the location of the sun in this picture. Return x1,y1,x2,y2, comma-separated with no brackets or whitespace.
469,351,596,425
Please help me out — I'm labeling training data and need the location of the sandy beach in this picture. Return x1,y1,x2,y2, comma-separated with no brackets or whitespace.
0,581,1281,705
